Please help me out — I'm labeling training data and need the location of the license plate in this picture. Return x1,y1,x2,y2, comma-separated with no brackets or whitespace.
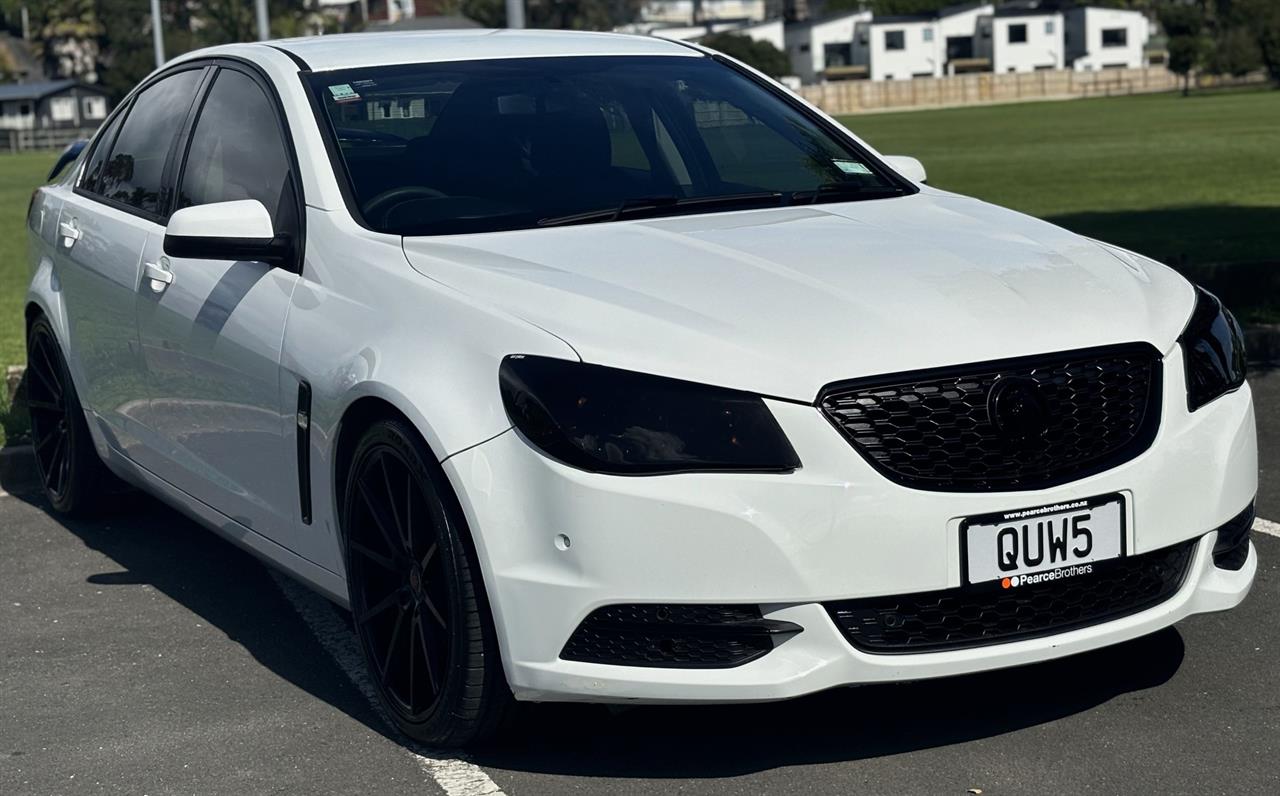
962,494,1126,586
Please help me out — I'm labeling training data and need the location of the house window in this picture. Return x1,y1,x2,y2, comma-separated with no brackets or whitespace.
19,103,31,115
885,30,905,51
1102,28,1127,47
799,43,810,53
923,28,934,43
50,96,75,122
1045,20,1055,35
1008,24,1028,44
82,96,107,120
824,43,853,68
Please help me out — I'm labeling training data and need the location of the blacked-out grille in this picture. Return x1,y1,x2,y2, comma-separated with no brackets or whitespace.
818,344,1163,491
560,604,801,668
826,541,1195,654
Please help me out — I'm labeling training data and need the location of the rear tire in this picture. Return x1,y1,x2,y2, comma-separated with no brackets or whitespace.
341,418,513,747
25,316,113,516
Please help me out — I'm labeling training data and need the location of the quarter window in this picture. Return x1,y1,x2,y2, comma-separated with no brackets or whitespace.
98,69,203,215
178,69,295,230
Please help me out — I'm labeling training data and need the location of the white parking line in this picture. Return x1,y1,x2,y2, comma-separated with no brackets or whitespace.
270,572,507,796
1256,518,1280,538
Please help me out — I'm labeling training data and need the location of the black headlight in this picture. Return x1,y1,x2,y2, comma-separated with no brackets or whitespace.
1178,286,1247,411
499,356,801,475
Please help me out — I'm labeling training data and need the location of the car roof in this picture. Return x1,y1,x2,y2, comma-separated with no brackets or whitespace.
266,29,701,72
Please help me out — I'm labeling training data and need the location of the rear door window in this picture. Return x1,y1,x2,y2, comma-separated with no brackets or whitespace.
97,68,204,216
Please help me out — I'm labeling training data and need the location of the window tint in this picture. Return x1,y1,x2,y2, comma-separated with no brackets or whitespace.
690,99,815,191
309,56,904,236
178,69,294,229
81,109,126,193
98,69,203,215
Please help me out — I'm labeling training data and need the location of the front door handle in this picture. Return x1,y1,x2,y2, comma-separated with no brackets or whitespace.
58,219,80,248
143,258,174,293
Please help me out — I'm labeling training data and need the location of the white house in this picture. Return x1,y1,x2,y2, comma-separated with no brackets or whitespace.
626,18,785,52
784,11,872,84
866,15,944,81
730,18,786,51
0,79,110,132
1065,6,1151,71
976,7,1065,73
937,2,994,74
639,0,767,25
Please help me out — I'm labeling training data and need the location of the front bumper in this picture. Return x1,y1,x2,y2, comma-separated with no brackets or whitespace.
442,346,1257,703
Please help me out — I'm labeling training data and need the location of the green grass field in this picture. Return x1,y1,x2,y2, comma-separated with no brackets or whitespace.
840,88,1280,270
1,88,1278,446
1,152,50,447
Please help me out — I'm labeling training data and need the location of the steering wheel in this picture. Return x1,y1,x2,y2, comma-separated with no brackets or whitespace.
362,185,448,226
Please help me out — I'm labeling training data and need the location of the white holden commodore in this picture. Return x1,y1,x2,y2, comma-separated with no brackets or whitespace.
25,30,1256,746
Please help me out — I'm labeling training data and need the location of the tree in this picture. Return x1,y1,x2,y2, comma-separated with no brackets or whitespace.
1160,3,1209,95
701,32,791,78
31,0,102,82
461,0,642,30
1210,25,1262,77
1222,0,1280,86
90,0,323,102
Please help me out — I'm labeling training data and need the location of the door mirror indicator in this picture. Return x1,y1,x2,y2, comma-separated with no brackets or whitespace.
163,199,291,266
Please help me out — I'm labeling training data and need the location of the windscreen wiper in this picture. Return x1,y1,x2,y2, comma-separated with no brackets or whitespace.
538,191,785,228
789,183,907,205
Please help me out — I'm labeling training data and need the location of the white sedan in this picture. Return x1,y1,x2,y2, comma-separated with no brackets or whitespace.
24,30,1257,747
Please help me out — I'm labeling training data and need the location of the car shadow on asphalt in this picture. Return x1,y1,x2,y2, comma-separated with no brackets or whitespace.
3,487,398,745
7,486,1186,778
479,626,1184,777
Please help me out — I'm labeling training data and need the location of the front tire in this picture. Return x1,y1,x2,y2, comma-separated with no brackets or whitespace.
341,418,512,747
25,316,112,516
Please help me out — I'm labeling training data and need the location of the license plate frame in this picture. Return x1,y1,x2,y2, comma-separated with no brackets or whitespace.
960,493,1128,587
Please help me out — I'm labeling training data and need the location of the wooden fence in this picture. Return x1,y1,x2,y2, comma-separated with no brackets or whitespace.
0,126,98,153
797,67,1265,115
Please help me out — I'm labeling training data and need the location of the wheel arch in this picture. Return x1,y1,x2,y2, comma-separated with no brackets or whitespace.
328,389,512,681
328,388,498,601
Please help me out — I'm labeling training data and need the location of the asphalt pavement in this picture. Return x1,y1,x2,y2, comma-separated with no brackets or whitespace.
2,369,1277,795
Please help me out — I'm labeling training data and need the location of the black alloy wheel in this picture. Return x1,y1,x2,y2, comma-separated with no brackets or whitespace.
342,418,511,746
25,316,110,515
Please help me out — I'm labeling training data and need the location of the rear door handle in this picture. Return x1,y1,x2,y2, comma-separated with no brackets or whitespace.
58,219,80,247
143,258,174,293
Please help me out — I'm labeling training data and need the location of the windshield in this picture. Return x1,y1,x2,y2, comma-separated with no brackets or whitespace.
308,55,909,236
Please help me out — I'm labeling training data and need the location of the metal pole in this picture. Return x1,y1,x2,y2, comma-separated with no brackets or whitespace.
150,0,165,69
505,0,524,29
256,0,271,42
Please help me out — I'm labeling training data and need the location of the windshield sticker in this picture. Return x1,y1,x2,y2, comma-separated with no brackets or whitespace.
351,80,378,89
833,160,872,175
328,84,362,103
